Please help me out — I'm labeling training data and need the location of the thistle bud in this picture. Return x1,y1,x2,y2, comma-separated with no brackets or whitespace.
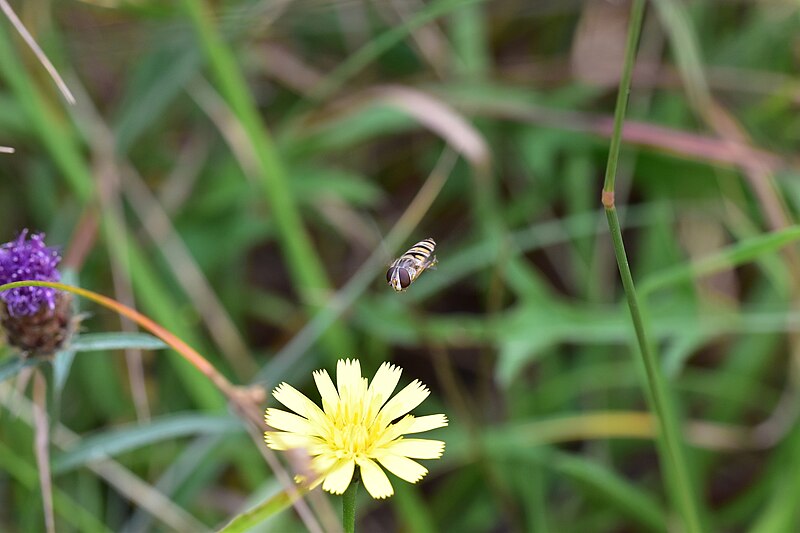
0,230,74,357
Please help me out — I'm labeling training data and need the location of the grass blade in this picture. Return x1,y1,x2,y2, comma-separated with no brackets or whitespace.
180,0,354,359
0,355,42,382
70,332,168,352
32,370,54,533
218,489,301,533
0,441,111,532
53,413,241,473
0,0,75,104
305,0,485,102
640,225,800,296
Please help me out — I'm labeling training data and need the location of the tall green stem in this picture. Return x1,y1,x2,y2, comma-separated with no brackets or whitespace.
342,478,359,533
601,1,704,532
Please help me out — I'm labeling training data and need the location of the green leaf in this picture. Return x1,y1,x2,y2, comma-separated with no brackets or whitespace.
53,269,81,401
52,348,76,398
53,414,242,473
640,226,800,297
70,332,168,353
218,489,296,533
495,302,627,385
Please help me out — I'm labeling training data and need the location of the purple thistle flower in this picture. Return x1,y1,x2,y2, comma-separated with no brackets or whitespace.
0,230,62,317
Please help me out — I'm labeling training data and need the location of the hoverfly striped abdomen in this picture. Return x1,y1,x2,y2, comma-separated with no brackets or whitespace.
387,238,437,292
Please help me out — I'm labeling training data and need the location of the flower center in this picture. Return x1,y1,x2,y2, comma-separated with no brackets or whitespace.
327,402,383,459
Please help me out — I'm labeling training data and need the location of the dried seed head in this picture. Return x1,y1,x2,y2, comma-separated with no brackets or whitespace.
1,292,76,357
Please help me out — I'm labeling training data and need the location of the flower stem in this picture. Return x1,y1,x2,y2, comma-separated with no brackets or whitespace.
342,477,360,533
0,280,265,429
601,0,704,532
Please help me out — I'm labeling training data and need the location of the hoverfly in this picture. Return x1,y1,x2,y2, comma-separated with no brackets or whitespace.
386,238,437,292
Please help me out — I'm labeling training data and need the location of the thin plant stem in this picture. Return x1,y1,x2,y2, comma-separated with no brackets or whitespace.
0,280,327,531
601,0,704,532
32,370,55,533
0,22,227,410
0,0,75,104
602,0,646,197
342,476,359,533
0,280,263,427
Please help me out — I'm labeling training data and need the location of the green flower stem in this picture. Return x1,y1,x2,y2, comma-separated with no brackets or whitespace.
342,477,360,533
601,1,704,532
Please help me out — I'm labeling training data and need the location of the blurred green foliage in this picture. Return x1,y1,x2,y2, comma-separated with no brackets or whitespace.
1,0,800,531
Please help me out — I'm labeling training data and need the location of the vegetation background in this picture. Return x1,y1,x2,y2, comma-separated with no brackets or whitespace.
1,0,799,531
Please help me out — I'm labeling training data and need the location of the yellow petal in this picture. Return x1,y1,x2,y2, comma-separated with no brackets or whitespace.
336,359,362,397
373,415,415,448
311,452,340,475
272,383,326,425
379,380,430,422
356,457,393,499
368,362,402,408
376,454,428,484
407,414,448,433
264,431,316,450
265,408,315,434
385,438,445,459
307,441,333,456
321,459,355,495
313,369,339,415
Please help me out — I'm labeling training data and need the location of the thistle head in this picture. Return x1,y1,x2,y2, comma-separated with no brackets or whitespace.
0,230,62,317
0,230,72,357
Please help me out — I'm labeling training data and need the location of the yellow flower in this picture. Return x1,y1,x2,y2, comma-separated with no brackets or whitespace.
264,359,448,499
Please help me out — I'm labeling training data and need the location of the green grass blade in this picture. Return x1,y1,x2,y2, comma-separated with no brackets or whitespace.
70,332,168,352
450,3,489,79
393,484,438,533
546,450,666,533
114,46,202,154
52,349,76,402
53,414,242,473
0,441,112,533
0,355,42,382
0,355,46,381
180,0,354,359
0,26,91,201
640,225,800,297
218,489,297,533
650,0,712,111
305,0,485,103
0,22,226,411
748,437,800,533
460,431,668,532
